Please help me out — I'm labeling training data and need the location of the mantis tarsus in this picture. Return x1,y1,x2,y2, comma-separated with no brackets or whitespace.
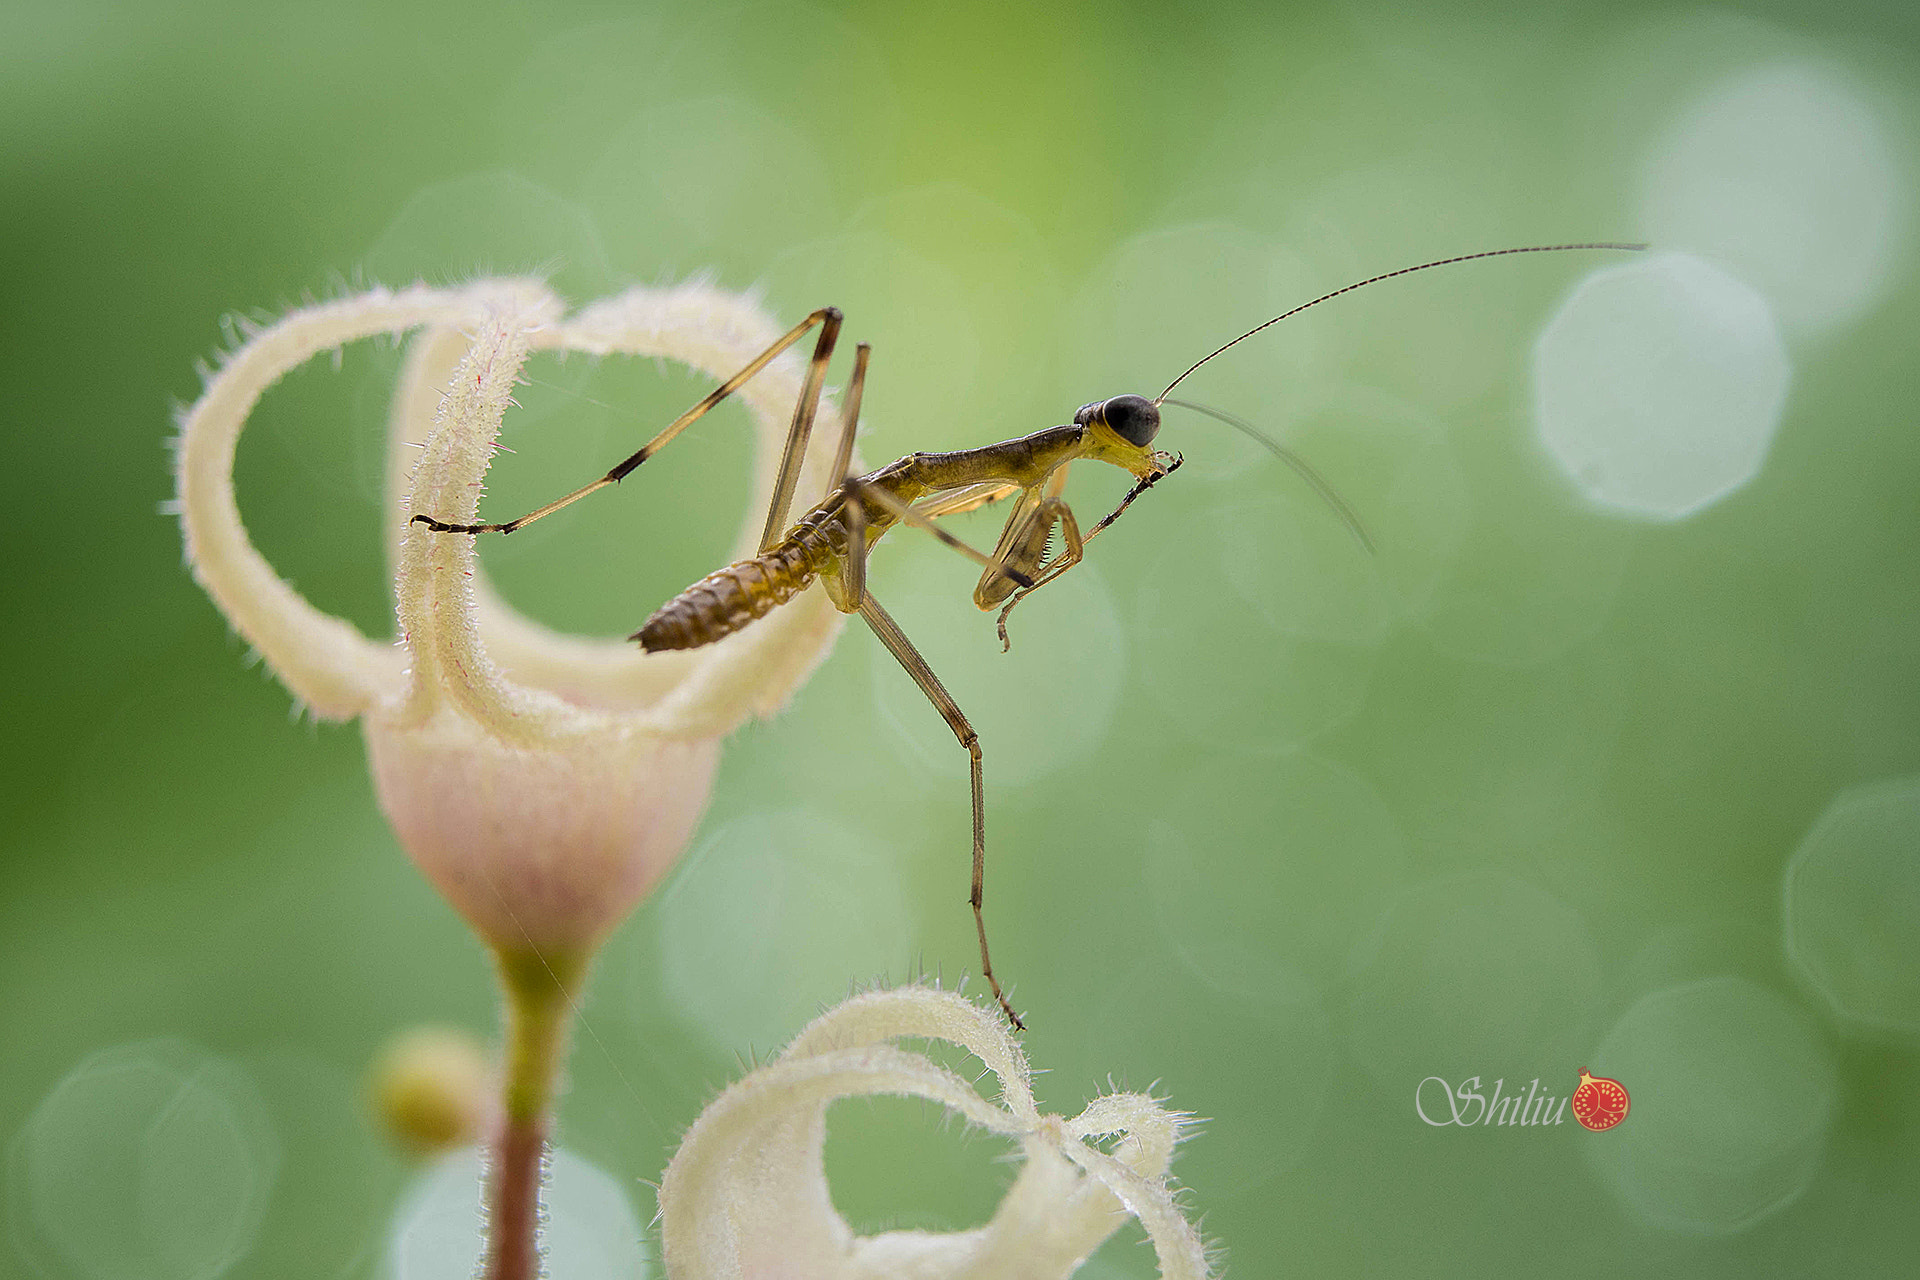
413,241,1644,1029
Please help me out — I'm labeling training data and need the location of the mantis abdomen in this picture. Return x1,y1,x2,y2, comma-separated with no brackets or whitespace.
632,511,848,652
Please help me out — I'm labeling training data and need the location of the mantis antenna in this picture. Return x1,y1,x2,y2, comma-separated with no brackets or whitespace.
1159,396,1375,553
1155,242,1648,404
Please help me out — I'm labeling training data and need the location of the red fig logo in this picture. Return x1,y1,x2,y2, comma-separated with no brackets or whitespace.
1571,1068,1629,1131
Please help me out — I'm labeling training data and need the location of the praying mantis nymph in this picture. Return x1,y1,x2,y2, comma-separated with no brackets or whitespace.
413,241,1645,1029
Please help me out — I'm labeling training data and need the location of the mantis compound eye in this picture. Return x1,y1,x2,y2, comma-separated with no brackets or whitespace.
1086,394,1161,447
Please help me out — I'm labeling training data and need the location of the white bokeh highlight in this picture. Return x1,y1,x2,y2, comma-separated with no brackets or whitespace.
1533,252,1790,520
8,1041,279,1280
1641,59,1907,335
1785,776,1920,1037
387,1147,647,1280
1583,977,1837,1236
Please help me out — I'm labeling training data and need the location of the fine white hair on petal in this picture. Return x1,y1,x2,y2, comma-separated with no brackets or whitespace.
656,987,1210,1279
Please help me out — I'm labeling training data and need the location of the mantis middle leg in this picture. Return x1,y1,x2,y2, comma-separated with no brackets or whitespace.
820,352,1024,1030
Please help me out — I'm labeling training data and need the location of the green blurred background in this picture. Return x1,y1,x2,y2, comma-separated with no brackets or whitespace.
6,0,1919,1275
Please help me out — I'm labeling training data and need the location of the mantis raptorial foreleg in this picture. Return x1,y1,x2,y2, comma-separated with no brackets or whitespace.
991,453,1184,649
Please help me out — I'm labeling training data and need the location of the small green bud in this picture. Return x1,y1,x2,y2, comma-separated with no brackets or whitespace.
371,1026,493,1154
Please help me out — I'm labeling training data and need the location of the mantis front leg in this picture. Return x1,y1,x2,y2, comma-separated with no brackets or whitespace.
989,454,1184,649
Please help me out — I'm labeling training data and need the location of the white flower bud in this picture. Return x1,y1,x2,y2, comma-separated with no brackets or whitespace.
175,278,850,957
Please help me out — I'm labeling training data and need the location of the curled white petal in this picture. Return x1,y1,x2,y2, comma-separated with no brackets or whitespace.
1052,1118,1208,1280
392,302,561,740
660,1044,1020,1277
657,988,1208,1279
175,280,561,718
781,985,1039,1123
1067,1092,1185,1173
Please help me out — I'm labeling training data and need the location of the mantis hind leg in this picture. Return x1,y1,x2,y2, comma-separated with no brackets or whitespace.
854,591,1024,1031
410,306,844,541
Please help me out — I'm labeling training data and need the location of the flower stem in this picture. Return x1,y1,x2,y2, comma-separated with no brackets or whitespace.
484,946,588,1280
